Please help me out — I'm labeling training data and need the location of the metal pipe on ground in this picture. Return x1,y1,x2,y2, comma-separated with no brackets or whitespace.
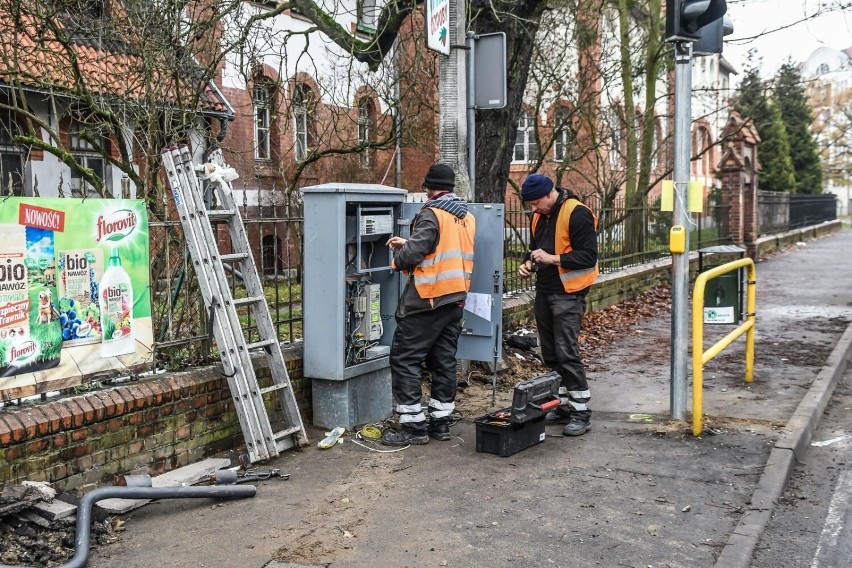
0,484,257,568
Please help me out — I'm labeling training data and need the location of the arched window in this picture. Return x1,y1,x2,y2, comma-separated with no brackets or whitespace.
357,97,375,168
553,107,573,162
253,83,272,160
69,121,109,198
817,63,829,75
650,121,661,172
293,84,314,162
0,110,25,196
692,127,712,176
513,111,538,162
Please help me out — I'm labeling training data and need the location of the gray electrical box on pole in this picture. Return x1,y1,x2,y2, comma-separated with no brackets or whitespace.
466,31,507,201
472,32,507,109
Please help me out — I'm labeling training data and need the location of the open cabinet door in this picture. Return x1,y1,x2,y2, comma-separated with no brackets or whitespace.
399,202,504,366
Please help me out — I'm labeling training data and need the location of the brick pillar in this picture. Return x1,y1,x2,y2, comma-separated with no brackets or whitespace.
721,169,743,244
718,112,761,260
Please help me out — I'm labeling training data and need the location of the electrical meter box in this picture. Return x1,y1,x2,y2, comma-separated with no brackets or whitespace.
303,185,505,430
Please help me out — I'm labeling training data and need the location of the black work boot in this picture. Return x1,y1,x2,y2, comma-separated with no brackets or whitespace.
562,415,591,436
428,418,452,441
381,423,429,446
544,406,573,424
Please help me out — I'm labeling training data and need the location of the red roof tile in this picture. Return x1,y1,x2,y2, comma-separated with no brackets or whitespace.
0,7,229,115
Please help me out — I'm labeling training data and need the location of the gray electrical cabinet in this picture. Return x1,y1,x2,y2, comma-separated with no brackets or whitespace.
302,184,406,429
399,202,504,365
302,184,503,430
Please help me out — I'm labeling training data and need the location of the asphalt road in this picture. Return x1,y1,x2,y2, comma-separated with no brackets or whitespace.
751,367,852,568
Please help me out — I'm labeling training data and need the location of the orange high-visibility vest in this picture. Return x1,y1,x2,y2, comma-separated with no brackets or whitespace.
531,198,599,293
413,208,476,300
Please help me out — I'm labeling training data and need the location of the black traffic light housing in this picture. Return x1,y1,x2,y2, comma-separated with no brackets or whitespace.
666,0,728,42
693,14,734,55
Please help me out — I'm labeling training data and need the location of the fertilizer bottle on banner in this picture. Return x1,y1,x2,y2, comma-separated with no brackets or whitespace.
99,248,134,357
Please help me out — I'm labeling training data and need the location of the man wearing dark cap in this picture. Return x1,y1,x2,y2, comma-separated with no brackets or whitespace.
518,173,598,436
382,163,477,446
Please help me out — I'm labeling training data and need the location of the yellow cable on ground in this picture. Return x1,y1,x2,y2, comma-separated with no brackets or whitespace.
359,425,382,440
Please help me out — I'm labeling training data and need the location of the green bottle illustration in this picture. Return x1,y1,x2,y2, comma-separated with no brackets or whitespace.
99,248,134,357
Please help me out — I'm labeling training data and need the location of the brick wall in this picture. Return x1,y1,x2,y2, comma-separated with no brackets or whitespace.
0,349,307,494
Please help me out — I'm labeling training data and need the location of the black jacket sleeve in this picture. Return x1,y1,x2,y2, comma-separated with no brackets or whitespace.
393,208,439,271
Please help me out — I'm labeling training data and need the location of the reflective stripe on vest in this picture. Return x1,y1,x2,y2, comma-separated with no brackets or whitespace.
413,208,476,299
531,198,599,293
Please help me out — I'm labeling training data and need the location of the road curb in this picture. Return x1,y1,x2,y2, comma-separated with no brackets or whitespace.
714,322,852,568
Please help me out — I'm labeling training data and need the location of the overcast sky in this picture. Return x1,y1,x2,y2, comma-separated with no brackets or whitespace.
722,0,852,81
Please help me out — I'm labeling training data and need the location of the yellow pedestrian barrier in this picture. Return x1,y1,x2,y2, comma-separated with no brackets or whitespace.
692,258,756,436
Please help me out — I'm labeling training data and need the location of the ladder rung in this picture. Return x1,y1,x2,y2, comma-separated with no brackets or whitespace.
208,209,237,221
273,426,302,440
233,296,264,307
221,253,249,262
260,383,290,395
245,338,276,351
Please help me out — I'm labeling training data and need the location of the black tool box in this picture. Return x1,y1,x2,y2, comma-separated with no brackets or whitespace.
475,373,561,457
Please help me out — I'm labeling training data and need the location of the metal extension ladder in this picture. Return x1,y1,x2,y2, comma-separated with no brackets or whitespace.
161,145,308,463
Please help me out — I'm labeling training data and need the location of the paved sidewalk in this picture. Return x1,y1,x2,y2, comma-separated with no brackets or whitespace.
88,229,852,568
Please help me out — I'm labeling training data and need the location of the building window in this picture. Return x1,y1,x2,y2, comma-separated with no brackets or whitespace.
293,84,313,163
650,126,660,172
553,108,573,162
817,63,829,75
69,122,107,198
358,98,374,168
261,234,281,274
253,85,272,160
692,128,712,176
513,111,538,162
0,111,24,196
357,0,378,33
607,107,623,169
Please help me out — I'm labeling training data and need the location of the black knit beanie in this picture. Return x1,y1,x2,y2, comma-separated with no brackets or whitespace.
423,164,455,191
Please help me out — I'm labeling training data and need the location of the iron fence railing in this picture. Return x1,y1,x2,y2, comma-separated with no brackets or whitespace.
4,190,735,370
757,191,837,236
788,194,837,229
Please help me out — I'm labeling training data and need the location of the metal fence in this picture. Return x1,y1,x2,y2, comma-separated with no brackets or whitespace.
789,194,837,229
757,190,837,236
503,194,730,291
9,190,730,372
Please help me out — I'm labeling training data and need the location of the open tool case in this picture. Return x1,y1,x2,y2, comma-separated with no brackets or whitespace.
474,373,561,457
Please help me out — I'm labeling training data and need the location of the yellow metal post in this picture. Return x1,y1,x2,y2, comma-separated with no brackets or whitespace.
692,258,756,436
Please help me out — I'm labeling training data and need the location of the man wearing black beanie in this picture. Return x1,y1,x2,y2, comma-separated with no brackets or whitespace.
381,163,476,446
518,173,599,436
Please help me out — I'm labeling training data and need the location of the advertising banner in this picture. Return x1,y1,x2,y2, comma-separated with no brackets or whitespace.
0,198,152,398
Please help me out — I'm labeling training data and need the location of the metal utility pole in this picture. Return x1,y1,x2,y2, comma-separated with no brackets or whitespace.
670,41,692,420
436,0,471,200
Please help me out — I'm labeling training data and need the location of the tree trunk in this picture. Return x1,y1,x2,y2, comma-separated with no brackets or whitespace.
469,0,547,204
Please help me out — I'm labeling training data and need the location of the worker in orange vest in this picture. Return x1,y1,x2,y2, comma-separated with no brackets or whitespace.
518,173,598,436
382,164,476,446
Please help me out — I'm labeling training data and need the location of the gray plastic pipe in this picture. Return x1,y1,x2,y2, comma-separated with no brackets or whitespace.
0,484,256,568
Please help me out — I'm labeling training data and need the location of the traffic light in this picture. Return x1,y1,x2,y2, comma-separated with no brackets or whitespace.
693,14,734,56
665,0,728,42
